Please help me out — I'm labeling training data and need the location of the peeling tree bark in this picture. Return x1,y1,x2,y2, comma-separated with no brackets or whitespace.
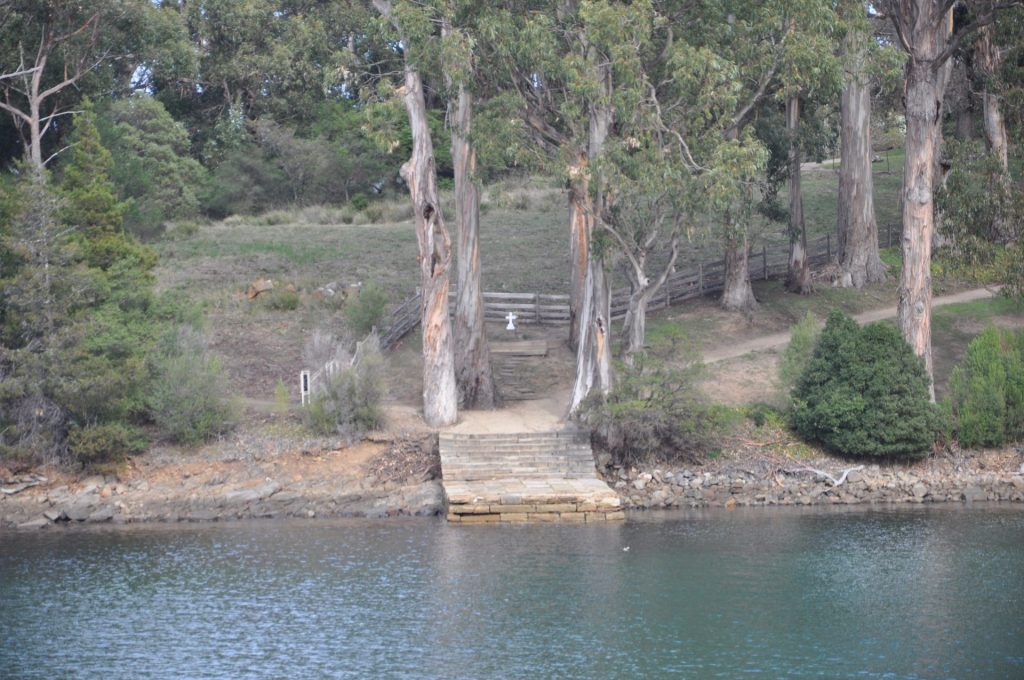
449,79,497,409
837,8,887,288
567,151,590,352
569,57,613,414
785,94,812,295
375,0,457,426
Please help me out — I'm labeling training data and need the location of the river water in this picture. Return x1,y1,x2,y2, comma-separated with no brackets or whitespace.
1,506,1022,679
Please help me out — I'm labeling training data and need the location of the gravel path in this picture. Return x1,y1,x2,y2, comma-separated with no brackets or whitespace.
703,286,1001,364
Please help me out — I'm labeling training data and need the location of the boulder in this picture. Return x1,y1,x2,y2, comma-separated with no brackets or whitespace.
88,506,115,523
246,278,274,299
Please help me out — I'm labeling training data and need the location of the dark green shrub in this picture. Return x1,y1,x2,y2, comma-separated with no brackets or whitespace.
577,328,725,466
304,334,385,439
147,327,237,445
791,311,938,459
68,423,143,468
345,284,388,335
350,193,369,211
950,326,1024,448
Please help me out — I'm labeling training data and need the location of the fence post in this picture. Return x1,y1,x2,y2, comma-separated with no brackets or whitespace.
534,293,542,326
698,263,703,293
826,233,831,261
762,245,768,280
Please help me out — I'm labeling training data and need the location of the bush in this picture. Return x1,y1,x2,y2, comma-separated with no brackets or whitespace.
147,327,237,445
345,284,388,335
950,326,1024,448
576,329,726,466
303,333,385,439
351,193,369,211
261,287,300,311
68,423,143,468
791,311,938,459
778,311,819,400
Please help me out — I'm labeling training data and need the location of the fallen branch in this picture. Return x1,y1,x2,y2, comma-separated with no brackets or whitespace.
1,480,39,495
784,465,864,487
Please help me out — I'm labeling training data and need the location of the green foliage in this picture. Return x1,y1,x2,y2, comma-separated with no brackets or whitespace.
791,311,938,459
304,334,385,440
102,95,209,239
147,327,237,445
260,287,300,311
950,326,1024,448
778,311,820,398
351,193,370,211
577,329,726,466
59,99,128,237
345,284,388,335
68,423,143,469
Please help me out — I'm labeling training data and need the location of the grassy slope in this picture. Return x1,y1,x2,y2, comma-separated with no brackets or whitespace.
154,149,1019,410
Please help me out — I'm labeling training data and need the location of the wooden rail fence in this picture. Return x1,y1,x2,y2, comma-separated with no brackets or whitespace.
380,227,897,349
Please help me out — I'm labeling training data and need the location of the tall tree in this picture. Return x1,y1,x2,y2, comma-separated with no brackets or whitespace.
784,93,812,294
976,25,1009,173
0,0,185,170
373,0,458,426
881,0,1021,398
836,1,889,288
442,6,498,409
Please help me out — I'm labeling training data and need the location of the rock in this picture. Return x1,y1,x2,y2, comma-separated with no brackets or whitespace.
846,469,863,484
724,497,737,509
65,502,94,522
88,506,115,523
42,508,64,522
962,486,987,503
247,278,274,299
912,482,928,498
596,452,613,470
633,478,648,491
187,510,219,522
17,517,50,530
224,481,281,506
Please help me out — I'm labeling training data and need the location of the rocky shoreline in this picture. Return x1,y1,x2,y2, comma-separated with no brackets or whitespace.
0,434,448,531
602,451,1024,510
1,473,446,530
4,439,1024,530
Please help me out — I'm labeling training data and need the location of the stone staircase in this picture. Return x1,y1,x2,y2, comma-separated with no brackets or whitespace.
439,430,623,523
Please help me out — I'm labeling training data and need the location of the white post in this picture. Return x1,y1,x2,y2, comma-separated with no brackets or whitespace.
300,370,311,406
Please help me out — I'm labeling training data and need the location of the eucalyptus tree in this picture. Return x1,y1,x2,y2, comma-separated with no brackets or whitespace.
372,0,458,426
879,0,1021,398
0,0,185,170
835,1,898,289
441,2,498,410
669,0,841,311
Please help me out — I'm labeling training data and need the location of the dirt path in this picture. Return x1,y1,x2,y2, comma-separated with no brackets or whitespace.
703,286,1001,364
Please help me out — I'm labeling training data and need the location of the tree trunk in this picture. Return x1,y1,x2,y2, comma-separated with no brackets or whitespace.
567,152,590,352
400,67,458,426
374,0,457,425
569,56,612,414
620,236,679,362
785,94,812,294
977,26,1009,174
450,84,497,409
899,50,944,403
721,227,756,311
837,15,886,289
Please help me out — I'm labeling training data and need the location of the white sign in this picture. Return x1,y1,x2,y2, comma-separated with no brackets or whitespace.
505,311,518,331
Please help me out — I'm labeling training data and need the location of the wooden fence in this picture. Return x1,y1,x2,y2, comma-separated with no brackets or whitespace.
380,226,898,349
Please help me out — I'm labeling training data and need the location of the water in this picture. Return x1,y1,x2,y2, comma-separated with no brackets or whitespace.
2,506,1023,679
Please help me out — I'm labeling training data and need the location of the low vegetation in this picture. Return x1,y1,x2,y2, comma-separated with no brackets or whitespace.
790,311,939,459
578,329,728,466
950,326,1024,449
302,332,385,441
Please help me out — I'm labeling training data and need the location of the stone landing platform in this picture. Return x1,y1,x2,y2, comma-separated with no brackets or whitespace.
439,430,623,523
